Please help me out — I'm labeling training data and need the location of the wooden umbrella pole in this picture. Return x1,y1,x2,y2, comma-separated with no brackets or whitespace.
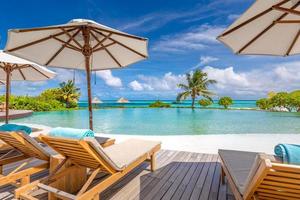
5,66,11,124
82,26,93,130
85,56,93,130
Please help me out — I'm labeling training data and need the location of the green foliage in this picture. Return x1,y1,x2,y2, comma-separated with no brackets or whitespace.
176,69,217,108
256,98,271,110
39,88,63,102
198,99,213,107
267,91,277,99
0,95,65,112
218,97,233,109
59,80,81,108
0,80,81,112
149,101,171,108
269,92,293,112
256,90,300,112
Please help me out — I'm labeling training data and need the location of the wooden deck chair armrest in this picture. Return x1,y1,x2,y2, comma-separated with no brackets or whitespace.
101,138,115,147
243,159,272,199
0,154,29,165
271,162,300,170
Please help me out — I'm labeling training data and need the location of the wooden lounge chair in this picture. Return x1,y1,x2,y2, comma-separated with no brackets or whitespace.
219,149,300,200
16,136,161,200
0,131,50,188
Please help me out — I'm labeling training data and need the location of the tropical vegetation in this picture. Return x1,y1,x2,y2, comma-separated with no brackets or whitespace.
198,99,213,107
218,96,233,109
256,90,300,112
176,69,217,108
59,80,81,108
0,80,81,112
149,100,171,108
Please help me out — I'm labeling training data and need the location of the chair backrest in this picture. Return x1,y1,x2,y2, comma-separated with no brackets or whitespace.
244,158,300,200
0,131,50,161
39,136,119,174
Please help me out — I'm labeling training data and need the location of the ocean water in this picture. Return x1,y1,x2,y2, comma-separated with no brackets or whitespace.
78,100,257,108
11,106,300,135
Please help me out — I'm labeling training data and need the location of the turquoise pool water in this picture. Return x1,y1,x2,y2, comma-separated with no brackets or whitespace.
11,108,300,135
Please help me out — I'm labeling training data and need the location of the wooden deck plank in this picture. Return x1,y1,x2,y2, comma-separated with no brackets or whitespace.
103,150,179,200
209,157,222,200
133,151,186,200
152,152,196,200
168,153,204,200
0,149,235,200
190,154,215,200
101,149,169,200
141,151,192,200
0,110,33,120
199,154,219,200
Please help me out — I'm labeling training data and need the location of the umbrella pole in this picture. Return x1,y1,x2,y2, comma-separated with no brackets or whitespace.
85,56,93,130
82,26,93,130
5,66,11,124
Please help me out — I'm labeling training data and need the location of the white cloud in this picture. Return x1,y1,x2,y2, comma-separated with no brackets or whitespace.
202,61,300,97
129,72,185,91
96,70,122,87
129,80,144,91
200,56,219,65
152,25,224,52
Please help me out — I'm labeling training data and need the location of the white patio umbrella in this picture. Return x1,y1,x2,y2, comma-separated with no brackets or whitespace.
5,19,148,130
218,0,300,56
0,51,56,123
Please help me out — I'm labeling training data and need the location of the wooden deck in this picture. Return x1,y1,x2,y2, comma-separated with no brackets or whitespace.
0,110,33,120
0,149,235,200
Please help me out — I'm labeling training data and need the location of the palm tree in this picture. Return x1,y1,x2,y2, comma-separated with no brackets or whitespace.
59,80,81,108
176,69,217,108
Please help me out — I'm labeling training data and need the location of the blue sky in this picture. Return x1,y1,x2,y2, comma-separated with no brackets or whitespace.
1,0,300,100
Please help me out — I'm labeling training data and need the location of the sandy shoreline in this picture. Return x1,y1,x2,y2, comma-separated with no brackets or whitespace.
13,123,300,155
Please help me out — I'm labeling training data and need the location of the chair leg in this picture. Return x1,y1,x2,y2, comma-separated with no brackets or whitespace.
221,167,225,184
150,153,157,172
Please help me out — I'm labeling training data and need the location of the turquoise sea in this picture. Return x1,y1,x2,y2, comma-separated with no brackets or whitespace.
78,100,257,109
10,100,300,135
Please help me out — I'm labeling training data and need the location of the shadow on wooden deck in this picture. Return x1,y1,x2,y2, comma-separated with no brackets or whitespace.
101,150,235,200
0,150,235,200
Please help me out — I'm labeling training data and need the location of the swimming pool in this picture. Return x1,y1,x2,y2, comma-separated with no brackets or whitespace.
11,108,300,135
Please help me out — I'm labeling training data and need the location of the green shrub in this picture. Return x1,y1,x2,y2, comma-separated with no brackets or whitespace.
39,88,63,102
256,98,271,110
269,92,293,112
218,97,233,109
149,101,171,108
198,99,213,107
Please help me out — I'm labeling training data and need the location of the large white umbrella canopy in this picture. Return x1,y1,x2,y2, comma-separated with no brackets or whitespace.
0,51,56,123
5,19,148,130
218,0,300,56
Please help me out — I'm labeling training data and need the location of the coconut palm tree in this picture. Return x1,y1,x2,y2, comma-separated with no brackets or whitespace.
59,80,80,108
176,69,216,108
